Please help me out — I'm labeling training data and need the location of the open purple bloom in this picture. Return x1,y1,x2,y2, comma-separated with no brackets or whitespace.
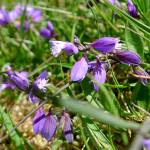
91,37,119,53
6,67,29,91
71,56,88,81
50,41,78,57
127,0,140,19
115,50,141,65
142,139,150,150
92,61,106,91
60,111,73,143
133,66,149,85
40,21,54,39
33,107,46,135
41,111,57,141
0,9,9,26
29,70,48,103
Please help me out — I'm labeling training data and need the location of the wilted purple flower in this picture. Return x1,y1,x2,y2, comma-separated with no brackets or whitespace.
50,41,78,57
133,66,149,85
92,61,106,91
40,21,54,39
29,70,48,103
41,111,57,141
60,111,73,143
127,0,140,19
6,67,29,91
115,50,141,65
142,139,150,150
0,9,9,25
33,107,46,135
91,37,119,53
71,56,88,81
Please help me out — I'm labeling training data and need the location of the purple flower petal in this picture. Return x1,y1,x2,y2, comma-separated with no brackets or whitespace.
15,20,30,32
63,42,78,56
33,107,46,135
41,112,57,141
29,9,42,22
28,91,39,103
91,37,119,53
49,41,78,57
115,50,141,65
142,139,150,150
38,70,48,80
71,57,88,81
9,6,22,22
108,0,116,4
40,27,51,39
34,70,48,92
0,9,9,25
0,82,16,92
60,112,73,143
93,62,106,91
133,66,149,85
47,21,54,31
127,0,140,19
7,69,29,91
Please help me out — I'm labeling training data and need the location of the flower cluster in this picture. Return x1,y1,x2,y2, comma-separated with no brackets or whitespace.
0,4,54,39
33,108,73,142
1,67,73,143
50,37,148,91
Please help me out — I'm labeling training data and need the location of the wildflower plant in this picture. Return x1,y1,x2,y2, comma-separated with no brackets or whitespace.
0,0,150,149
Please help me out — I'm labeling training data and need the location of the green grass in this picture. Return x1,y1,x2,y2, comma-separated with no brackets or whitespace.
0,0,150,149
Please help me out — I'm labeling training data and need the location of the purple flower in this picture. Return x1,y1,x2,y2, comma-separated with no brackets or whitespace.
60,111,73,143
33,107,46,135
41,111,57,141
15,19,30,32
142,139,150,150
0,82,15,92
6,67,29,91
108,0,116,4
91,37,119,53
133,66,149,85
92,61,106,91
9,5,22,22
0,9,9,25
29,70,48,103
50,41,78,57
127,0,140,19
115,50,141,65
71,56,88,81
27,8,42,22
40,21,54,39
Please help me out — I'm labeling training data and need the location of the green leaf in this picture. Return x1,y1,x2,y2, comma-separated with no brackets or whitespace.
0,105,25,149
82,117,115,150
132,83,150,110
125,24,144,59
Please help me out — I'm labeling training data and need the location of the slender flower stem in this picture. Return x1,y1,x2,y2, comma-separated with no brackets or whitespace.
0,82,71,143
131,73,150,79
